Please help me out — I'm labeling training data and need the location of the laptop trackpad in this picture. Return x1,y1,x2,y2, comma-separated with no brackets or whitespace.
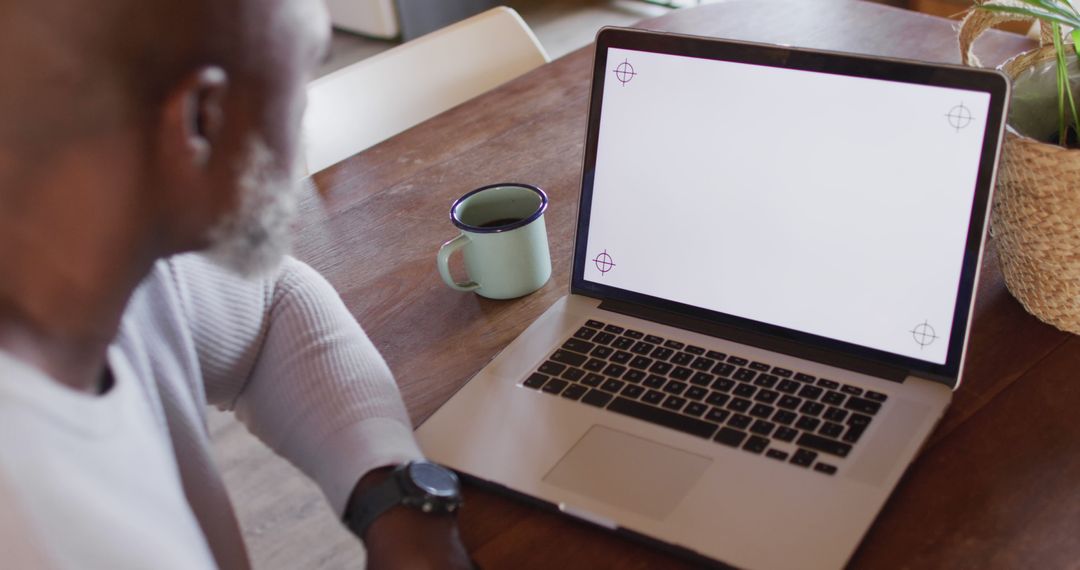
542,425,712,520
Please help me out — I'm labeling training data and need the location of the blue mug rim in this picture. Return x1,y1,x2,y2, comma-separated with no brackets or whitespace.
450,183,549,234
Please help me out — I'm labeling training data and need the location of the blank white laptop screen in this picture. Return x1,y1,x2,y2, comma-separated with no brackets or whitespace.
583,47,992,365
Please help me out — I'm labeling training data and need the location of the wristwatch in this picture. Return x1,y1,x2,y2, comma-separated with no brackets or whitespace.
343,460,463,539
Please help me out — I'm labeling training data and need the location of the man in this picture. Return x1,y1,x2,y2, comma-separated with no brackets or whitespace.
0,0,471,568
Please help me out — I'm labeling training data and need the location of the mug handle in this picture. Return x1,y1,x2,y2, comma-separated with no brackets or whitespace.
437,234,481,292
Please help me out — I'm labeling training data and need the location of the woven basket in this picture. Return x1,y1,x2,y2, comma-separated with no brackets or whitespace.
959,3,1080,334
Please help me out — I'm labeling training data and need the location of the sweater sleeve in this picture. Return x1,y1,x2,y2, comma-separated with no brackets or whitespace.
167,254,423,515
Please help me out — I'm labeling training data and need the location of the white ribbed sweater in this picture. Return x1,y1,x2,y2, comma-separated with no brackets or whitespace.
0,254,423,569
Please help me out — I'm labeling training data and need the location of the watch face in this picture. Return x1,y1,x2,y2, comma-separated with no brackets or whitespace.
407,462,459,498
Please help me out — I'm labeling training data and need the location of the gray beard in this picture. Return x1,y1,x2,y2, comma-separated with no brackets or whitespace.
203,138,301,278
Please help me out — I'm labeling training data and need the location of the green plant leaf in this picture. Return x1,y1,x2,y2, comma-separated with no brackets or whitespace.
1073,28,1080,58
1003,0,1080,21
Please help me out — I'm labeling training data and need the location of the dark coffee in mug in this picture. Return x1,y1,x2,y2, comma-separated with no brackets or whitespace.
477,218,525,228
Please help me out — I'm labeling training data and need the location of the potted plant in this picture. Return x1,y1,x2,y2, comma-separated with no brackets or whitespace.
959,0,1080,335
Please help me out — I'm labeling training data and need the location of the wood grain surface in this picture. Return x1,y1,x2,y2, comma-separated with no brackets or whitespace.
220,1,1079,568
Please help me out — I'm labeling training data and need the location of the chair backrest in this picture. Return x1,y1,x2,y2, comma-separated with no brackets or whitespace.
303,6,550,174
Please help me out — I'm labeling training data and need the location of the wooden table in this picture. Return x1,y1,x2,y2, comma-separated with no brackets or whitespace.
295,1,1080,567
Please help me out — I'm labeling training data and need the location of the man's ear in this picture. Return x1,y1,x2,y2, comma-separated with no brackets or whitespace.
161,66,228,169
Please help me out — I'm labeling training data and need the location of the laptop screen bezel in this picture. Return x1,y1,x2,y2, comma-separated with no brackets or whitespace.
570,28,1009,381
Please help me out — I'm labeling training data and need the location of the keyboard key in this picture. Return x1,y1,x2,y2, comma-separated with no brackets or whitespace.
844,396,882,415
685,402,708,417
754,389,779,404
749,404,775,419
650,347,675,361
733,384,756,398
593,332,616,345
743,436,769,454
772,367,793,377
865,390,888,402
552,349,587,367
631,341,654,355
817,378,839,390
671,367,693,381
624,330,644,340
628,356,653,370
727,414,752,430
671,352,695,366
749,361,771,372
711,378,735,392
642,389,665,405
727,398,752,413
644,334,665,344
523,373,548,389
621,384,645,399
602,364,627,379
819,422,844,438
766,449,789,461
814,463,838,475
791,449,817,467
582,389,613,407
590,346,614,359
610,351,633,364
607,397,718,439
714,427,747,447
840,385,863,396
581,373,604,387
585,319,606,328
562,339,595,354
706,392,730,407
562,367,585,382
750,419,776,437
777,379,801,394
649,362,673,375
843,424,866,444
663,380,687,395
584,359,606,372
686,386,708,401
691,357,715,371
847,413,872,427
733,368,757,382
663,339,685,350
823,407,848,423
573,326,597,340
777,395,802,410
612,337,634,350
624,369,646,383
797,433,852,458
643,374,666,389
821,391,846,406
727,356,749,366
685,345,706,355
774,427,798,442
690,371,715,387
796,417,821,432
706,350,727,360
604,324,625,334
561,384,587,401
800,401,825,416
712,363,736,377
798,385,823,399
705,407,730,423
601,379,625,393
542,379,568,394
773,410,797,425
794,372,816,383
662,395,687,412
753,374,779,388
538,361,566,375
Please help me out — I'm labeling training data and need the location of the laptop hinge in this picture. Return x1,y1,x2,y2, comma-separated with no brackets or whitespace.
598,298,909,384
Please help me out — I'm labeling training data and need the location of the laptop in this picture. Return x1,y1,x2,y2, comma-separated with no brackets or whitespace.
416,28,1009,569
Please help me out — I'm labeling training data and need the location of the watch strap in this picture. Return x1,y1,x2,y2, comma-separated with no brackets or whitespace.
344,469,404,539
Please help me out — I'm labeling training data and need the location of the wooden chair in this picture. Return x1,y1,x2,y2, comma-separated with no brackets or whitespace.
303,6,550,174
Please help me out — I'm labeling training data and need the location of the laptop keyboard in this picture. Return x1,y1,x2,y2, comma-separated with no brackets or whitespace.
521,319,888,476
